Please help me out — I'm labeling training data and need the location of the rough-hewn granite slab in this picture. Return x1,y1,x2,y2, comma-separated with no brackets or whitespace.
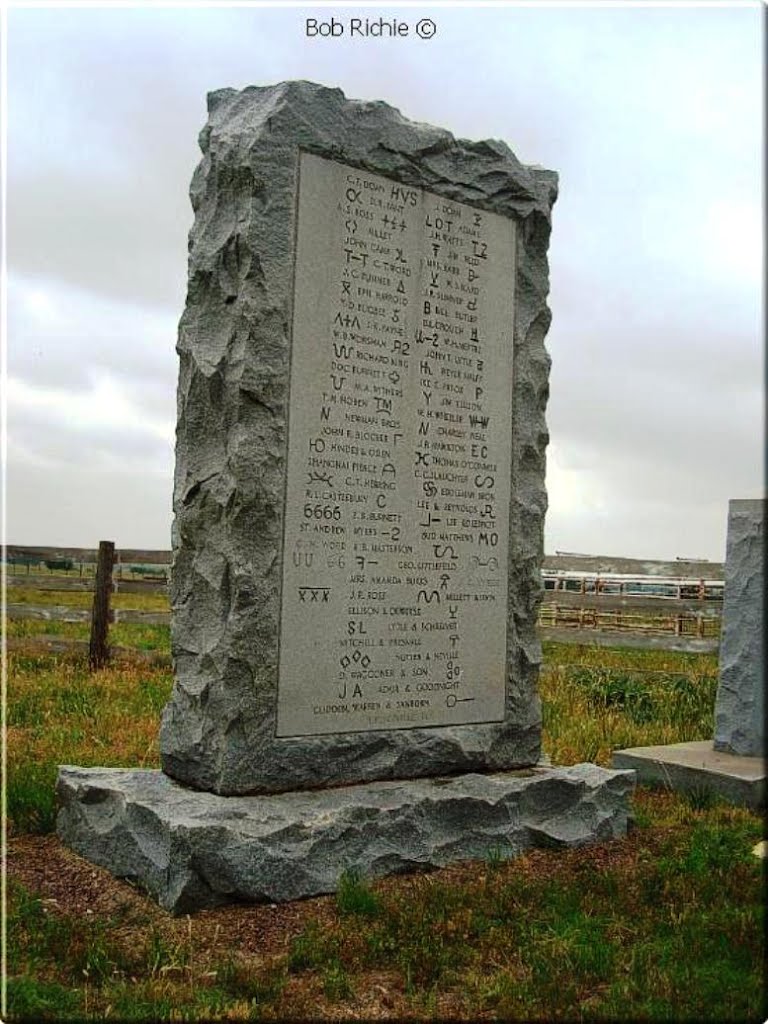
57,763,633,914
161,80,558,795
714,499,764,757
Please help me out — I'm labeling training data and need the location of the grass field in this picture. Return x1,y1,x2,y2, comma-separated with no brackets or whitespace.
7,586,170,613
5,628,765,1022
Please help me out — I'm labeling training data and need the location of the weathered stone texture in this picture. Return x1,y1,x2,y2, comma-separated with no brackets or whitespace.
714,498,764,757
57,764,634,914
160,81,558,795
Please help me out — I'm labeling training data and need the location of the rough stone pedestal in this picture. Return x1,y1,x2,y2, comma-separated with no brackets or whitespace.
613,499,765,808
57,763,635,915
611,740,764,809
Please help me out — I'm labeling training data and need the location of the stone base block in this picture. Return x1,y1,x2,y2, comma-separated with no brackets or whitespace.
612,740,765,809
57,764,635,915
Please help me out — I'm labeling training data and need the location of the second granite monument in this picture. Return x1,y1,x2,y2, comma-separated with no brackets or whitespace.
614,498,764,807
57,82,634,912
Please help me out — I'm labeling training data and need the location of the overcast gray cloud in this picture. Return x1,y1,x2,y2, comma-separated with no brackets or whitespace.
6,4,763,558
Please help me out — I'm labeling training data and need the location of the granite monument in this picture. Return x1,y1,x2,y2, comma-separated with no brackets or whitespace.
58,82,635,912
713,498,764,758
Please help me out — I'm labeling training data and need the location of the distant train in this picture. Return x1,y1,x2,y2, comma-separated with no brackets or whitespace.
541,571,724,602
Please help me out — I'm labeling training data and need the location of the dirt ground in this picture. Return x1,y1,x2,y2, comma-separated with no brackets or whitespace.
8,827,647,958
8,832,328,960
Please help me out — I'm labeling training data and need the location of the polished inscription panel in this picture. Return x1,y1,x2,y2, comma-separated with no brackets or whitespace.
276,152,516,737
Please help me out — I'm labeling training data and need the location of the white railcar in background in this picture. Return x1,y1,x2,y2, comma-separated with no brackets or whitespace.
541,571,724,602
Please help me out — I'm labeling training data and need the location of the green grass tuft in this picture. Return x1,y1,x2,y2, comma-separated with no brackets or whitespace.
7,764,58,834
287,921,332,972
336,867,382,917
6,976,82,1020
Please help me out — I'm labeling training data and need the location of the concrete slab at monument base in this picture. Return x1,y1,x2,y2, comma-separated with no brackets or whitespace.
612,740,765,809
57,764,635,915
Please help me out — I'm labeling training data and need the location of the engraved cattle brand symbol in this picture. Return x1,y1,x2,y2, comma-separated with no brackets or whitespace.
472,556,499,571
275,152,516,739
334,311,360,328
298,586,331,602
446,693,475,707
345,249,368,266
340,649,371,670
355,555,379,570
307,470,334,486
446,659,462,680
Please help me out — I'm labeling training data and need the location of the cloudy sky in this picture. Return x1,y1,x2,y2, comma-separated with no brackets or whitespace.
6,3,763,560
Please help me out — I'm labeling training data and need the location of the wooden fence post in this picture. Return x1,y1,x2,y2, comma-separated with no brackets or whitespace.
89,541,115,670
